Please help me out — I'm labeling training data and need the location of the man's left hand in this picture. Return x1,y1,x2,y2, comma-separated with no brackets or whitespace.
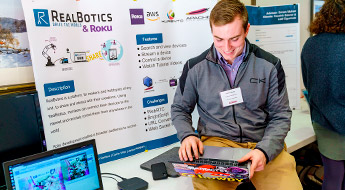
238,149,267,179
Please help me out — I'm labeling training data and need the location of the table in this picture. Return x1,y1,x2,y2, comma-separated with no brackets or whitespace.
286,100,316,153
100,100,315,190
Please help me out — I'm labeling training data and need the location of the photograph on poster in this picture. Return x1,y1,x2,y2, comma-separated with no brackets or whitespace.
0,0,34,86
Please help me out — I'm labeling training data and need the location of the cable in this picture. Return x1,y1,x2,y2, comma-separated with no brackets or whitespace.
102,173,149,190
101,172,126,180
54,57,66,64
101,175,119,182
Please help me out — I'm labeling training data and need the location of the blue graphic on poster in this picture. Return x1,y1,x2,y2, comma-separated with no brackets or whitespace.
101,39,123,62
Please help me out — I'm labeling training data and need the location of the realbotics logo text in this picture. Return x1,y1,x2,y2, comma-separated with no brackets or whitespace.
51,10,112,23
35,9,113,32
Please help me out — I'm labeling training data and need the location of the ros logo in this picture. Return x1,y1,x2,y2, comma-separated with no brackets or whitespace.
167,10,175,20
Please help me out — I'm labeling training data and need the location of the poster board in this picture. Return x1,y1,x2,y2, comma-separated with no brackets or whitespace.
22,1,302,164
21,0,217,164
246,4,301,109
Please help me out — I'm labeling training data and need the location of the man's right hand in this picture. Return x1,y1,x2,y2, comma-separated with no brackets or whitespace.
179,136,204,161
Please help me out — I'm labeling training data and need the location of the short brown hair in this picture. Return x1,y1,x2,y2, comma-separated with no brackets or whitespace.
209,0,248,30
309,0,345,34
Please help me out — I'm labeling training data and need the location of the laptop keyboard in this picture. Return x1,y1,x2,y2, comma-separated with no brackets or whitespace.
192,158,239,167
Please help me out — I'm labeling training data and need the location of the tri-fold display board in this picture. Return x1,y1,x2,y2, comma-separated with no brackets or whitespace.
21,0,300,164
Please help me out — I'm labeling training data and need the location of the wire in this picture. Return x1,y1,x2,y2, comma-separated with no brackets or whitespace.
54,57,66,64
101,172,127,180
101,175,119,182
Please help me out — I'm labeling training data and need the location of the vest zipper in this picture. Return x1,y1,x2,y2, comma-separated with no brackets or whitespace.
219,64,243,143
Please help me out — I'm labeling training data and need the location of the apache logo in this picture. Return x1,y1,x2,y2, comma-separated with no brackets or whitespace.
167,10,175,20
146,11,160,21
33,9,50,27
185,8,210,22
186,8,209,15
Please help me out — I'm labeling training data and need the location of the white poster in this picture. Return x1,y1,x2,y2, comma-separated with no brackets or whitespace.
21,0,217,163
246,4,301,109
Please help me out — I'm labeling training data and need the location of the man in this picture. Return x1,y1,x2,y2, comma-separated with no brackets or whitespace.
171,0,302,189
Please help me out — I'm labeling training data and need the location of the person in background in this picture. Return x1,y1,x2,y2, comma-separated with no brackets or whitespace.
301,0,345,189
171,0,302,189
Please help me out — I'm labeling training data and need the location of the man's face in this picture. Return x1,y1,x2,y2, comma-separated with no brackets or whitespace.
212,16,250,64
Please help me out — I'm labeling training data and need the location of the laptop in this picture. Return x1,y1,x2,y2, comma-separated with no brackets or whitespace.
3,139,103,190
169,146,252,182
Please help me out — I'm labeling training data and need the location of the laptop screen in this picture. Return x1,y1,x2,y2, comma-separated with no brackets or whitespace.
3,139,103,190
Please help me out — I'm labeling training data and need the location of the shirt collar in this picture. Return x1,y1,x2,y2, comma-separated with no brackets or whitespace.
216,41,247,66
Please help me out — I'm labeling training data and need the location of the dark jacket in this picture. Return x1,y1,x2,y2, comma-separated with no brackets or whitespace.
301,33,345,135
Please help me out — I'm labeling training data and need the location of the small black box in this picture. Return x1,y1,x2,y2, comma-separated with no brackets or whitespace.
117,177,148,190
151,162,168,180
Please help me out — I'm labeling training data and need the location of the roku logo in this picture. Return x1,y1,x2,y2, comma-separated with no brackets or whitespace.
129,9,145,25
131,14,143,19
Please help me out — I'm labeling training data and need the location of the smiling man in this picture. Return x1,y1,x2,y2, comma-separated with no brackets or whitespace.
171,0,302,189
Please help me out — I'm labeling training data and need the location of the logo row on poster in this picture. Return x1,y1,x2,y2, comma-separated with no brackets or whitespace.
129,8,210,24
33,8,211,28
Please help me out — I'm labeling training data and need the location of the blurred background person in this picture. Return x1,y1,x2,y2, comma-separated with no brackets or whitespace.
301,0,345,189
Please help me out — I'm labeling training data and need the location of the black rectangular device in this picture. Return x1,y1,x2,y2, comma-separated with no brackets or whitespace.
3,139,103,190
117,177,148,190
151,162,168,180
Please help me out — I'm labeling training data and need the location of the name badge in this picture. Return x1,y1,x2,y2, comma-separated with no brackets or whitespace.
220,88,244,107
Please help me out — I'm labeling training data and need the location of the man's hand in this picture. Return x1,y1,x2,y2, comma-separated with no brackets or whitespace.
238,149,267,179
179,136,204,161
